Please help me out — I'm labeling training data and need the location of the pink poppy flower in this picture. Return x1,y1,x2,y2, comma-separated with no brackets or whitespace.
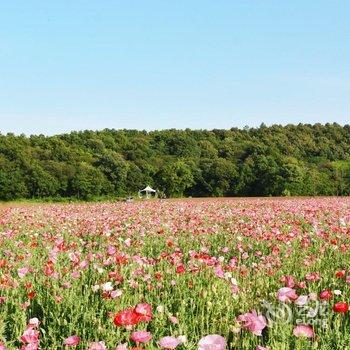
21,328,39,344
130,331,152,343
111,289,123,299
320,289,332,300
277,287,298,303
135,303,153,322
158,336,182,349
71,271,80,279
280,275,295,288
214,265,225,278
198,335,226,350
107,245,117,255
293,324,314,338
18,267,29,278
297,281,306,289
308,292,317,301
169,315,179,324
21,301,30,310
0,343,6,350
115,344,128,350
231,285,239,295
295,295,308,306
63,335,81,346
305,272,320,282
237,310,267,336
21,344,38,350
88,341,107,350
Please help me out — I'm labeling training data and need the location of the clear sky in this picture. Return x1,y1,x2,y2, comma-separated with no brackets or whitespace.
0,1,349,135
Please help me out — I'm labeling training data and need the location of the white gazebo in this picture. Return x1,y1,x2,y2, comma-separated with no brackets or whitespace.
138,186,157,199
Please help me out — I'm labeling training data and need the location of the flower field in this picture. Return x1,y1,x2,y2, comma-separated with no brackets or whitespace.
0,197,349,350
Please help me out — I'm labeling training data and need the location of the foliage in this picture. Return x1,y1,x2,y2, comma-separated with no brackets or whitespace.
0,123,349,200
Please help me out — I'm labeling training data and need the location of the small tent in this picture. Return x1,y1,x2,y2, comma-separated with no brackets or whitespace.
138,186,157,199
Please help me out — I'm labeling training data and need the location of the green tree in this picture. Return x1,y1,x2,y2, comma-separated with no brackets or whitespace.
156,160,194,197
24,161,60,198
198,158,238,196
96,150,129,195
70,163,110,199
0,156,28,200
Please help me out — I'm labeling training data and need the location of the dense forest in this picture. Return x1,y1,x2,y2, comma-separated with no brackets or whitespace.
0,123,349,200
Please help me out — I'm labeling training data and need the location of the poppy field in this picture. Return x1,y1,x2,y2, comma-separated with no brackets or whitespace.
0,197,350,350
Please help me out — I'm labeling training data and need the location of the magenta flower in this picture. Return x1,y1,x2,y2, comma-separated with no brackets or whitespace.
237,310,267,336
63,335,81,346
158,336,181,349
198,334,226,350
293,324,314,338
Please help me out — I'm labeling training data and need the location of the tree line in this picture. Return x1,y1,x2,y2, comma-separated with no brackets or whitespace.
0,123,349,200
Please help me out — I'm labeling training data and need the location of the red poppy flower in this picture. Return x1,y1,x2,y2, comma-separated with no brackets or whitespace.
24,282,33,289
176,265,185,274
333,302,349,313
115,254,128,265
114,308,140,326
28,291,36,300
155,272,162,280
108,271,124,283
114,303,152,327
335,270,346,279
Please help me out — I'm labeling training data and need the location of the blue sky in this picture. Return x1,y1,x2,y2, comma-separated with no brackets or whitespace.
0,1,349,135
